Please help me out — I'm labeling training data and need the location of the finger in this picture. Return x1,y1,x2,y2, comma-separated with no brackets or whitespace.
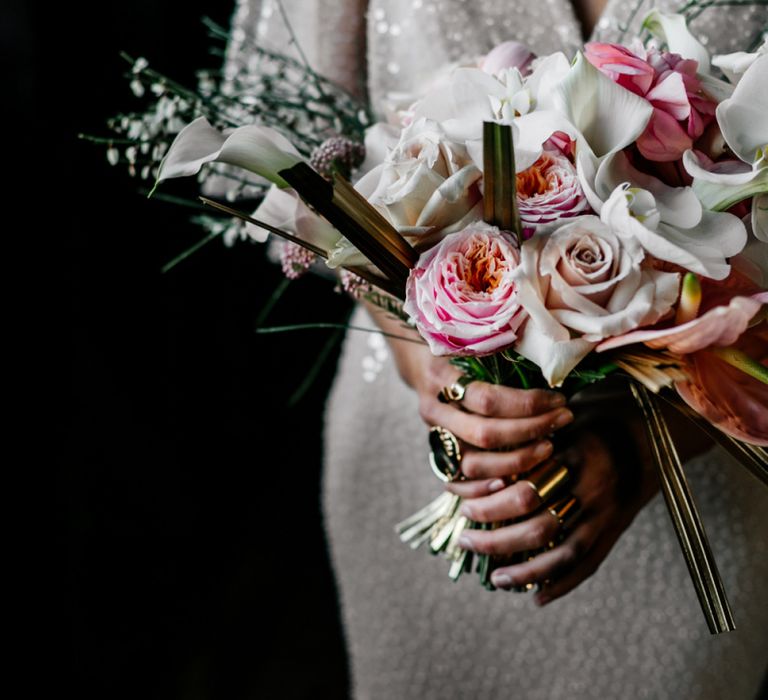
535,522,625,605
455,510,562,556
444,478,507,499
487,522,595,589
457,440,554,480
422,399,574,450
458,480,544,522
458,381,567,418
533,547,602,605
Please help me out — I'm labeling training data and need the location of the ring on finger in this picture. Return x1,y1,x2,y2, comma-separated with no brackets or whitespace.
521,458,571,505
437,374,475,404
428,426,465,482
545,495,581,547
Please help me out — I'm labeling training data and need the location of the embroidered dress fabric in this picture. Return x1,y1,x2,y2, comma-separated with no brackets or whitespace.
225,2,768,697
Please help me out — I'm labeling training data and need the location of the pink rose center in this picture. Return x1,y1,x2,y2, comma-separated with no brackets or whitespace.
456,236,510,294
516,153,560,198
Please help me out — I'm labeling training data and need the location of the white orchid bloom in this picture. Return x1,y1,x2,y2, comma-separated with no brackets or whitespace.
683,54,768,242
578,148,748,279
408,54,580,173
600,182,746,280
153,116,303,191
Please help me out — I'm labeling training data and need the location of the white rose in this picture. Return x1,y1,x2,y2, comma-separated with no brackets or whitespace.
355,118,483,242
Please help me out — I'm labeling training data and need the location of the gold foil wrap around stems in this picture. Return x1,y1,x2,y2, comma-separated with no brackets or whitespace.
278,163,417,299
630,383,735,635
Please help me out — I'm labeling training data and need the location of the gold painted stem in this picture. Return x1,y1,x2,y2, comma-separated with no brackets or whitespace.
630,383,735,634
660,392,768,488
482,122,523,247
199,196,402,298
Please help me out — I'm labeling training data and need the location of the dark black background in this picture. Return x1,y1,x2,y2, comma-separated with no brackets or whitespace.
27,0,351,696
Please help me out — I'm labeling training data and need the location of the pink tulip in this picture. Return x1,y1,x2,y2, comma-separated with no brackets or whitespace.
481,41,536,76
585,42,717,162
583,43,655,96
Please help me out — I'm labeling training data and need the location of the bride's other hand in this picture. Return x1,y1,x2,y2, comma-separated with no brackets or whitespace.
447,417,658,604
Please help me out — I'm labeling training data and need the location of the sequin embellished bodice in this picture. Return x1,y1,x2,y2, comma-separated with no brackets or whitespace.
225,0,767,118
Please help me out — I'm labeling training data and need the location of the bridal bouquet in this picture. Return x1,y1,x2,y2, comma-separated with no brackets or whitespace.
97,6,767,633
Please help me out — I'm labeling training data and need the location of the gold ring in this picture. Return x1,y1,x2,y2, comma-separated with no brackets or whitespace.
428,426,464,482
521,458,571,504
547,495,580,531
438,374,475,404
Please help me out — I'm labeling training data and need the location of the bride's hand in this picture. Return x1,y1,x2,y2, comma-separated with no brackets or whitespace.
445,421,658,605
412,354,575,472
357,296,575,489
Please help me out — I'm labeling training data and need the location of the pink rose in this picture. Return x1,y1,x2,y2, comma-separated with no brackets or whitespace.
535,217,680,339
403,222,526,356
585,42,717,162
516,148,591,237
511,212,680,386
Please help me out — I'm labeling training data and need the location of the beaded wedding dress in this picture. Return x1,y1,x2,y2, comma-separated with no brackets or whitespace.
224,1,768,697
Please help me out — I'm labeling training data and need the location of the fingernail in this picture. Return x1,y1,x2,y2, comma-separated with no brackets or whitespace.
549,393,567,407
458,534,475,550
460,503,474,518
488,479,506,493
552,408,574,430
535,593,551,606
534,440,553,460
492,573,512,587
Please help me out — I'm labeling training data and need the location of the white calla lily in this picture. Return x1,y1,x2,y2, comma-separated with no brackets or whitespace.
553,53,654,158
251,186,341,251
717,54,768,165
683,150,768,219
754,193,768,243
642,10,710,73
683,55,768,243
154,116,303,191
712,37,767,84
